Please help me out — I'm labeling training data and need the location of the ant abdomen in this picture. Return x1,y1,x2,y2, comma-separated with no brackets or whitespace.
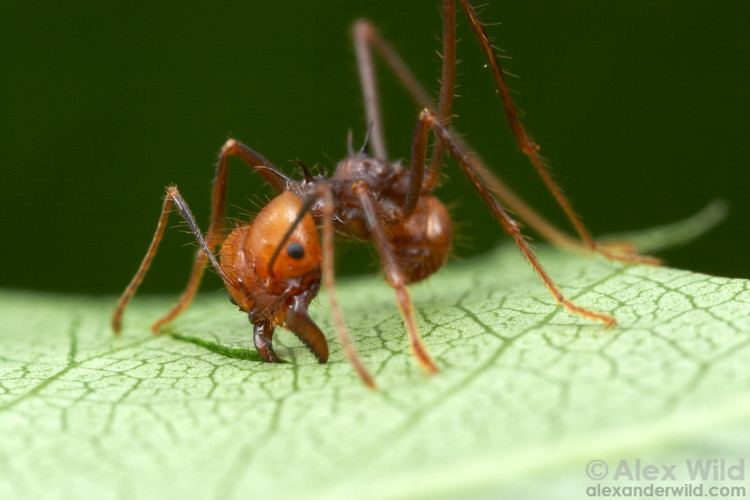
389,195,452,284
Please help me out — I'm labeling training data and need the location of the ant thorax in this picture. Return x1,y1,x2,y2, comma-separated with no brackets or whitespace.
333,152,404,187
290,152,411,240
288,151,452,285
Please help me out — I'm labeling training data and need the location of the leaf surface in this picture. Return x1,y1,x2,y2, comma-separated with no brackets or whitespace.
1,203,748,499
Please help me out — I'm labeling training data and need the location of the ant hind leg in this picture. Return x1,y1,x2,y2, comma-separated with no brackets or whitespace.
352,4,657,265
418,109,617,327
456,0,657,264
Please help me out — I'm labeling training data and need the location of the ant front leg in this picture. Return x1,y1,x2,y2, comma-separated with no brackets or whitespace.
151,140,291,332
353,183,439,375
417,109,617,327
112,186,235,333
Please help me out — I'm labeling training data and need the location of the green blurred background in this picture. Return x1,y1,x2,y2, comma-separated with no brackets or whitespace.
1,1,748,295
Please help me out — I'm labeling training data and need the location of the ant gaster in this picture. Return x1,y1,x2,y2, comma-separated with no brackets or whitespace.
112,0,657,389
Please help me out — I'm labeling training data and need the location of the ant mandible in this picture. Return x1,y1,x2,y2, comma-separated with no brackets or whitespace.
112,0,657,389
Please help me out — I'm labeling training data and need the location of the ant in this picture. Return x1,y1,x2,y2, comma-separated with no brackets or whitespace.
112,0,657,389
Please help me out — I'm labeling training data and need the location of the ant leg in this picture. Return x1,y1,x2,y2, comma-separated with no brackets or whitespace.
320,187,378,388
353,20,389,160
353,0,452,162
112,186,234,333
352,0,456,162
403,108,430,216
354,183,439,375
419,109,616,327
352,19,433,119
425,0,457,188
355,0,455,177
352,14,657,264
351,17,586,245
210,139,289,243
456,1,657,264
151,139,291,331
455,0,592,249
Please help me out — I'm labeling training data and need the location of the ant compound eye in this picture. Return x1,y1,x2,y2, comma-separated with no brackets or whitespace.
286,242,305,260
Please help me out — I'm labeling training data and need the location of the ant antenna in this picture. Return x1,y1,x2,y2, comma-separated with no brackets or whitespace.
290,159,314,182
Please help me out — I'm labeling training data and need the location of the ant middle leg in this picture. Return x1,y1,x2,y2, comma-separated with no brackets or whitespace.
112,186,235,333
151,140,291,332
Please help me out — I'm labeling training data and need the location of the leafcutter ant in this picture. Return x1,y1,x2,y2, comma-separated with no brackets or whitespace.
112,0,656,389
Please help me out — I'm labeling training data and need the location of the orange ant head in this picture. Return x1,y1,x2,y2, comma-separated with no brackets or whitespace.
231,191,327,361
220,191,322,321
246,191,321,285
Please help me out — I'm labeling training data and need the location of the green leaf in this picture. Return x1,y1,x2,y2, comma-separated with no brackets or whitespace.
1,202,748,500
